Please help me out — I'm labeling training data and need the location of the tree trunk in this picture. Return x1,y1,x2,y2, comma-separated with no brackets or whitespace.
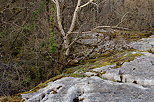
63,35,69,56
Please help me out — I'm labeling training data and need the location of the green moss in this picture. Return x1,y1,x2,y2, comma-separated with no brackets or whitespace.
44,74,66,84
66,49,140,74
90,62,112,69
21,74,64,94
20,49,143,95
20,50,142,95
64,61,111,75
20,73,87,94
103,51,143,68
64,67,79,74
111,79,118,82
66,50,143,74
84,58,97,63
101,77,108,80
68,73,87,77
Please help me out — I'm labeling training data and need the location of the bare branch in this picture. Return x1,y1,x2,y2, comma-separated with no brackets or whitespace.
72,25,131,34
91,2,99,7
51,0,65,36
67,0,97,36
72,31,92,34
79,0,98,8
68,36,80,48
116,12,129,27
51,0,56,4
67,0,82,36
79,1,91,8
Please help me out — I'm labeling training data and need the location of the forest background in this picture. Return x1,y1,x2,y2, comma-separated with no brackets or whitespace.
0,0,154,96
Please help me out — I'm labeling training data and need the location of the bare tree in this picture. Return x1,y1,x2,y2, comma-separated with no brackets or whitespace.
51,0,97,57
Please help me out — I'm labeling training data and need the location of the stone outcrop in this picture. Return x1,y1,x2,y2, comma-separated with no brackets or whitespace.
91,52,154,88
22,77,154,102
21,36,154,102
76,31,130,51
130,38,154,51
88,37,154,88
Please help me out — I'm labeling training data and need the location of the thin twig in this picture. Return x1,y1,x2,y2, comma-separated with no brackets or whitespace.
116,12,129,27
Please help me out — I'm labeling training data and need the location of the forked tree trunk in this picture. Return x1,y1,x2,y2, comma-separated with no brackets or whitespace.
51,0,96,64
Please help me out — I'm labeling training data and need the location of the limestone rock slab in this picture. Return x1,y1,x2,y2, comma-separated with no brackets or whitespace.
22,77,154,102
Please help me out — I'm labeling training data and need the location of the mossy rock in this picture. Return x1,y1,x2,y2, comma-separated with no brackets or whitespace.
19,48,143,97
65,49,143,78
20,73,87,94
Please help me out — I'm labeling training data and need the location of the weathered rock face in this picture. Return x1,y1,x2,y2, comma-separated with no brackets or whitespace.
77,31,130,51
92,52,154,87
22,77,154,102
130,38,154,51
21,36,154,102
74,30,130,58
90,37,154,88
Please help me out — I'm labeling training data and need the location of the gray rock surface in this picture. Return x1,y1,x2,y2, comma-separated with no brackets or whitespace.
22,77,154,102
130,38,154,51
89,36,154,88
22,36,154,102
77,31,130,51
95,53,154,87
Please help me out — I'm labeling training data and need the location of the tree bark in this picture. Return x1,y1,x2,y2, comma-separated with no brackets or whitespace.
51,0,96,60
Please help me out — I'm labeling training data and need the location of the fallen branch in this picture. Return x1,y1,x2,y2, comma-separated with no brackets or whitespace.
71,26,131,34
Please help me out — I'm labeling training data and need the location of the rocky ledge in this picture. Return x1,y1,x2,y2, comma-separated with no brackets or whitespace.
22,77,154,102
21,36,154,102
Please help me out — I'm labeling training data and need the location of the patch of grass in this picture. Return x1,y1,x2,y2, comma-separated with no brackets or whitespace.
90,62,112,69
64,67,80,74
111,79,118,82
65,50,143,74
68,73,87,77
102,51,143,68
